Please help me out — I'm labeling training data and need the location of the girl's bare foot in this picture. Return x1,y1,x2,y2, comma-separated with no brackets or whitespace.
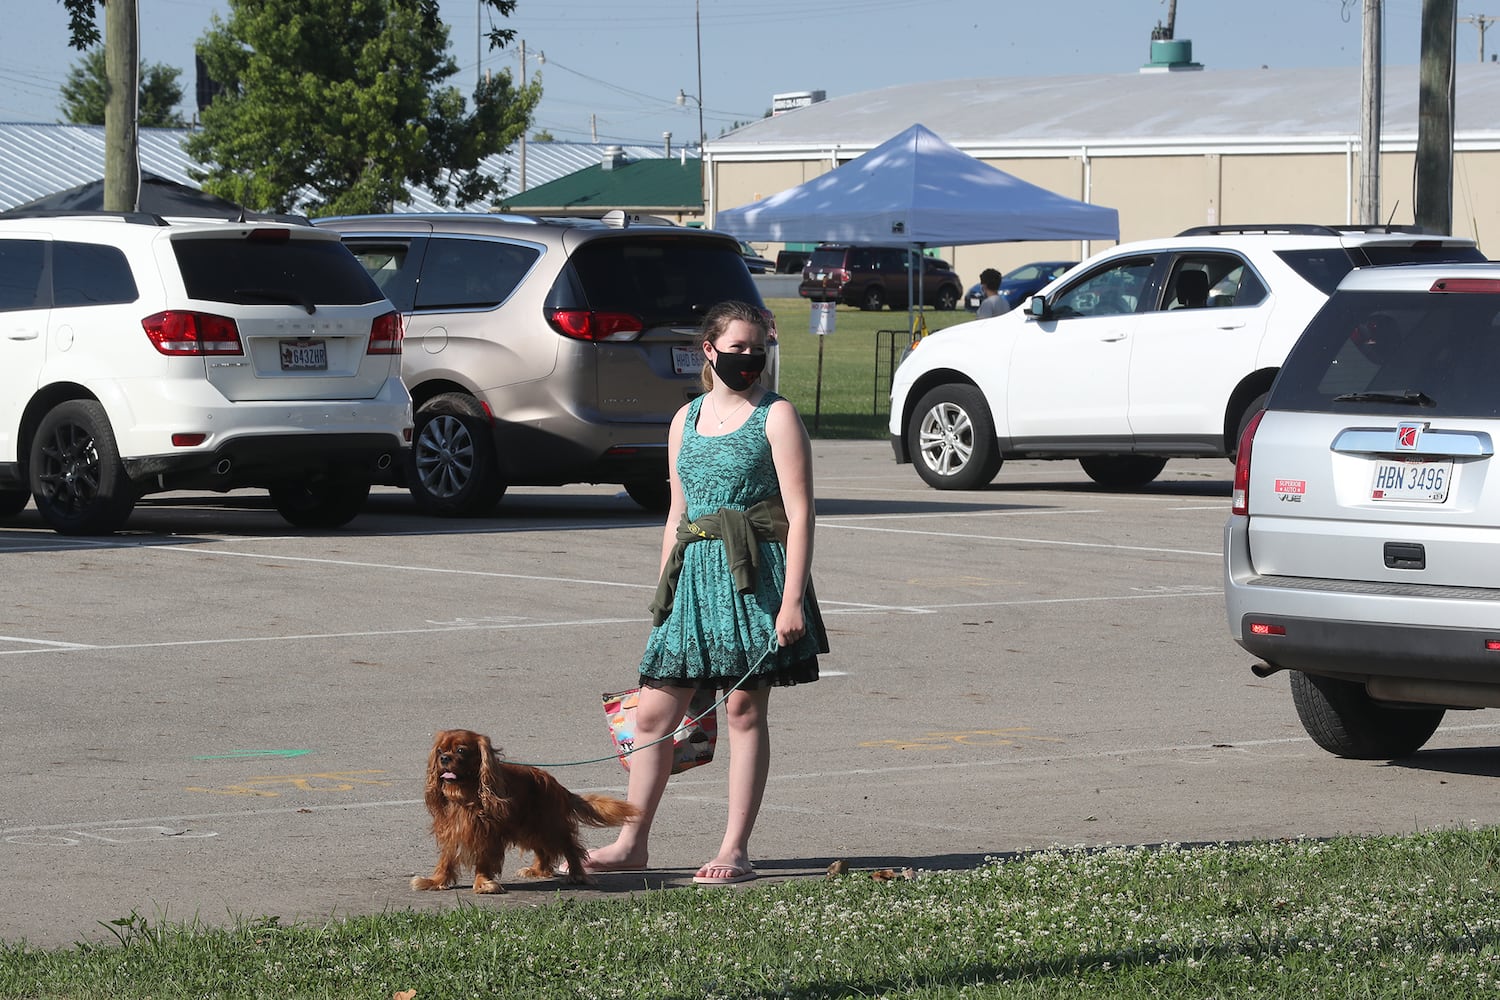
559,841,647,875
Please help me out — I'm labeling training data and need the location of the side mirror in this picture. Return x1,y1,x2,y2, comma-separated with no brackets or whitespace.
1028,295,1049,319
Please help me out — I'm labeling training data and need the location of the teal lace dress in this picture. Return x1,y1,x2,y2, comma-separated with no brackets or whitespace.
639,392,824,690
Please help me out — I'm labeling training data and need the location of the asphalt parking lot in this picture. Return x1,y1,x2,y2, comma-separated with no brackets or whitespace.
5,440,1500,948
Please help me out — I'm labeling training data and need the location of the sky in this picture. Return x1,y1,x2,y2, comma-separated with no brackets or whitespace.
0,0,1486,148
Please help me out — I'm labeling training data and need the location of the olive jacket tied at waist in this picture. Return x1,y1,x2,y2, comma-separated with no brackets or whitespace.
649,498,826,651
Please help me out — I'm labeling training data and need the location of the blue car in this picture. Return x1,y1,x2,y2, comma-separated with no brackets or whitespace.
964,260,1078,311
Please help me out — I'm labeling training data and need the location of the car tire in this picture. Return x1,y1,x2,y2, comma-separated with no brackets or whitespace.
935,286,959,311
907,384,1003,490
29,400,136,535
270,476,371,529
623,477,672,512
860,285,885,311
408,393,506,517
1289,671,1444,759
1078,455,1168,488
0,488,30,516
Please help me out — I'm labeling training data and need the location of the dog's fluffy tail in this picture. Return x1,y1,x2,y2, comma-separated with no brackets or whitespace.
575,793,641,828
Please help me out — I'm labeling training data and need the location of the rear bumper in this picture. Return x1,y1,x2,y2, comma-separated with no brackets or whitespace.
1224,515,1500,685
124,433,408,492
491,418,668,486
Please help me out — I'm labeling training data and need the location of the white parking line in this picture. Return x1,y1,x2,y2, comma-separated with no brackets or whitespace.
820,521,1220,558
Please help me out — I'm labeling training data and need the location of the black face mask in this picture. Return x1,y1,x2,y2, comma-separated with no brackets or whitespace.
710,350,767,391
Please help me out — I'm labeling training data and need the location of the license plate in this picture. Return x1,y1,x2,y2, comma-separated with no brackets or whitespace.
1370,457,1451,502
280,339,327,371
672,345,703,375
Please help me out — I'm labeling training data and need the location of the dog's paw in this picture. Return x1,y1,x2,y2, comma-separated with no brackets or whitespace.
472,876,508,894
410,875,448,891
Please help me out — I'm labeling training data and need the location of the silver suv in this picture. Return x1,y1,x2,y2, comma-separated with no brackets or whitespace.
1225,262,1500,759
0,211,411,535
318,213,773,515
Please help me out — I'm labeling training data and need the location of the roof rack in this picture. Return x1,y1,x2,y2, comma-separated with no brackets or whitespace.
1176,223,1432,237
0,209,169,226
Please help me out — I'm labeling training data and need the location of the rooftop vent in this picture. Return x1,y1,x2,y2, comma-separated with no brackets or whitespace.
601,145,625,171
1141,37,1203,73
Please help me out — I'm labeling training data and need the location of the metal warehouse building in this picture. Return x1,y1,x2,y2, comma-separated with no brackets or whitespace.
705,62,1500,276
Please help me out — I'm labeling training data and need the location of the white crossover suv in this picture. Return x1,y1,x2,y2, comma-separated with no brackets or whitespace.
0,212,412,535
889,225,1482,490
1226,261,1500,759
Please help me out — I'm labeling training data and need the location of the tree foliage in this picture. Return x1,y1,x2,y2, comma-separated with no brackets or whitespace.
58,0,99,49
60,47,186,127
184,0,537,216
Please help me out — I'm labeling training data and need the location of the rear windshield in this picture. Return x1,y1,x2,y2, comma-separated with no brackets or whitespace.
1270,287,1500,418
172,234,383,306
808,248,847,269
556,236,762,326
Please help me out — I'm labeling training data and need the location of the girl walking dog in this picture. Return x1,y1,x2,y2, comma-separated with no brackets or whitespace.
577,299,829,885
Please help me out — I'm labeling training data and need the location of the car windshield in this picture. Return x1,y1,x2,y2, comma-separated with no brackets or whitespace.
1271,288,1500,418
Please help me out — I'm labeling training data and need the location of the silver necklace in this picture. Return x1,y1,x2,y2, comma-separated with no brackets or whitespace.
708,393,749,428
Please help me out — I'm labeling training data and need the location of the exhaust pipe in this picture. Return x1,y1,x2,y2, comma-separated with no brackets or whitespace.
215,458,232,475
1250,662,1283,678
376,453,393,471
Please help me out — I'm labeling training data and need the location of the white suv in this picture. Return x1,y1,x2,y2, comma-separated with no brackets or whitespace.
1226,262,1500,759
0,212,412,535
889,225,1482,490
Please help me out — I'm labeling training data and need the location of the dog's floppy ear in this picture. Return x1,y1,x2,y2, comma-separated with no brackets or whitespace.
423,732,447,810
477,732,504,812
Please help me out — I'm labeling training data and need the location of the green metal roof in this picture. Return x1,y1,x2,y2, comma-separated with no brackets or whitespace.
500,157,703,213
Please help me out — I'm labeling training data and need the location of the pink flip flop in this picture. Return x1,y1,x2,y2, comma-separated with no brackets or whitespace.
693,866,757,885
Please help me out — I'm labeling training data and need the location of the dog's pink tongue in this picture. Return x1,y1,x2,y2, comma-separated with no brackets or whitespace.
441,771,458,781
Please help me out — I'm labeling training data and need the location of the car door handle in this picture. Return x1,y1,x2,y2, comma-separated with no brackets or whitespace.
1215,322,1246,330
6,329,39,341
1098,334,1127,342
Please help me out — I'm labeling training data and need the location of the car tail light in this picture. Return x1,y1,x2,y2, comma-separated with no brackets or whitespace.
1249,622,1286,636
1430,278,1500,293
246,228,292,243
367,309,403,354
1231,409,1267,516
142,310,243,356
546,309,645,342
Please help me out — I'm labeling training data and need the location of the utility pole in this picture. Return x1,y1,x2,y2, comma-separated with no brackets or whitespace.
1461,14,1498,61
1416,0,1456,235
518,39,527,192
1360,0,1382,225
103,0,141,212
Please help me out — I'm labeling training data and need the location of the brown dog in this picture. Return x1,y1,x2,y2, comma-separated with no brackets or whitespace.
412,728,639,894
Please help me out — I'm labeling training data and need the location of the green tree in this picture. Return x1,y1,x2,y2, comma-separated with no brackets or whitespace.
60,47,186,127
184,0,537,215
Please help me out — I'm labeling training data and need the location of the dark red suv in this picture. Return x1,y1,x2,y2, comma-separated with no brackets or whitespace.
799,244,963,311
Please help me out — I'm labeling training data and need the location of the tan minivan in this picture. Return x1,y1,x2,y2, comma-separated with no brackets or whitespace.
319,213,774,515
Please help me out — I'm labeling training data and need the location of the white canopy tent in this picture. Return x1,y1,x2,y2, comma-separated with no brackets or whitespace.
714,123,1120,249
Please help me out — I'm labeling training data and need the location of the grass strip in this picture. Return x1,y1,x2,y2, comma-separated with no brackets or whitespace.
5,828,1500,998
764,299,975,440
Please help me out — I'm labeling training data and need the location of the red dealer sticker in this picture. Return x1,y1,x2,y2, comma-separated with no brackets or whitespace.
1274,479,1306,494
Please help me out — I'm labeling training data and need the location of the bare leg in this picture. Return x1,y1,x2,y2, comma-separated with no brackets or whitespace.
697,686,771,880
582,684,693,872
